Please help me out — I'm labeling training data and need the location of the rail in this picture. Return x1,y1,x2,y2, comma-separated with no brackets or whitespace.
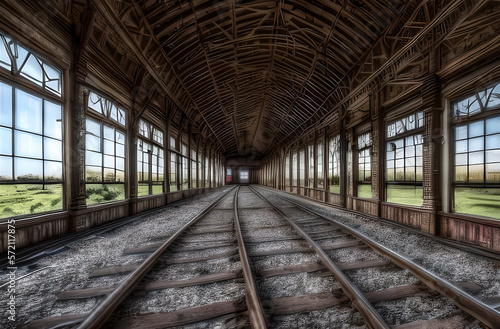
254,186,500,329
77,186,238,329
249,186,390,329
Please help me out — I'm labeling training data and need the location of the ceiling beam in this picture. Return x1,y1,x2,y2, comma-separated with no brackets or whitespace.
92,0,226,151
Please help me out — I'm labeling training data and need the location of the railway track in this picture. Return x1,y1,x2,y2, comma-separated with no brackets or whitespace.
8,185,500,328
250,185,500,328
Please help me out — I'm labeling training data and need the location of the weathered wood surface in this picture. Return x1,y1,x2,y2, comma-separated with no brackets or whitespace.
264,292,348,315
114,298,246,328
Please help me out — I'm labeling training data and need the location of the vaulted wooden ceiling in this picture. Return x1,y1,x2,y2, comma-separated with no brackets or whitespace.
11,0,473,157
95,0,410,156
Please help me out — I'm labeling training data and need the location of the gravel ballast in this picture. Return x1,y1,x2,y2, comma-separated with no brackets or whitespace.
0,187,233,328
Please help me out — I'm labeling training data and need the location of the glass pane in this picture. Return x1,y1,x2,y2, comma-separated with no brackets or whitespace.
15,131,42,158
20,54,43,85
44,161,62,181
138,183,149,196
488,84,500,109
86,118,101,136
88,92,102,114
0,184,62,218
455,165,467,182
104,155,114,168
486,150,500,164
469,121,484,138
152,185,163,195
86,134,100,152
110,104,118,122
101,125,113,140
454,187,500,219
486,134,500,150
469,137,484,152
486,116,500,135
455,153,467,166
0,127,12,155
86,184,124,205
469,151,484,165
104,140,115,155
14,45,29,72
116,157,124,171
486,163,500,183
43,63,61,95
86,166,102,182
116,170,125,182
86,150,102,166
44,138,62,161
357,184,371,198
104,168,115,181
116,143,124,157
116,131,125,144
118,109,125,126
455,125,467,140
387,185,423,207
0,36,11,69
455,140,468,153
0,81,12,126
469,164,484,182
16,89,42,134
44,100,62,139
0,156,12,180
15,157,42,180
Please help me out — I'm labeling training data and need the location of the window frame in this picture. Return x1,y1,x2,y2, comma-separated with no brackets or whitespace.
137,119,165,196
385,111,424,206
85,90,127,205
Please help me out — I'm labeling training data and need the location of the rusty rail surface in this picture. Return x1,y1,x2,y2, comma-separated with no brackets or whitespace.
76,186,238,329
254,186,500,329
233,186,268,328
249,186,390,329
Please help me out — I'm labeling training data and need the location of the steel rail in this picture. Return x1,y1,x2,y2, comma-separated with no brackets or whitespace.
248,186,390,329
233,186,268,328
76,186,238,329
255,186,500,329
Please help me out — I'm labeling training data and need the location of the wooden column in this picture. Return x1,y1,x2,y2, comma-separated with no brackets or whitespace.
68,3,95,217
422,73,443,234
371,91,384,217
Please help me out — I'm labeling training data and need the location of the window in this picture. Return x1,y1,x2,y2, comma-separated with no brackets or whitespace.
452,82,500,219
357,132,372,198
0,82,63,218
137,119,164,196
317,142,324,188
240,170,249,181
329,135,340,194
181,157,188,190
205,157,209,186
285,153,290,190
0,31,62,96
386,112,424,206
191,147,197,188
85,92,126,205
198,154,203,188
292,152,297,187
170,153,178,192
299,149,305,187
308,144,314,187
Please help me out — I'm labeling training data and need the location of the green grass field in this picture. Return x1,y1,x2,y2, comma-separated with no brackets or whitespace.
0,184,62,218
357,184,372,199
455,188,500,220
329,185,340,194
386,185,423,207
86,184,125,205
